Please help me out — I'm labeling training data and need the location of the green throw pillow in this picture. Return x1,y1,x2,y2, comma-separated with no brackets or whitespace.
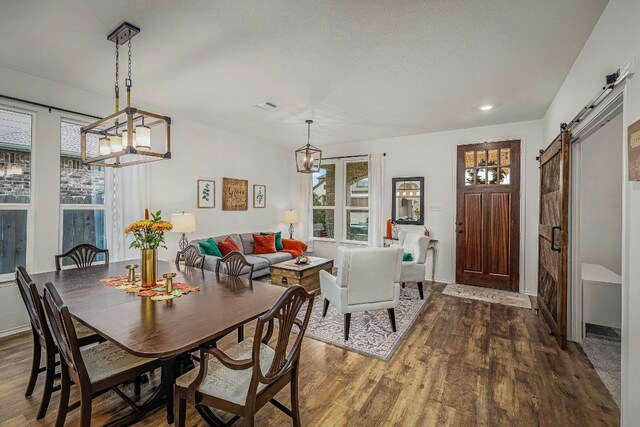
199,238,223,257
261,231,283,251
403,252,414,262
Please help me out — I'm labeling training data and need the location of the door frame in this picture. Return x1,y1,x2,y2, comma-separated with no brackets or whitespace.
451,136,527,294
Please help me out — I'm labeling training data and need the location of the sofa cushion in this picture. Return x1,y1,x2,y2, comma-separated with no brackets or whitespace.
211,234,244,253
252,252,293,265
238,233,255,255
218,236,241,256
243,255,270,271
260,231,283,250
253,234,277,254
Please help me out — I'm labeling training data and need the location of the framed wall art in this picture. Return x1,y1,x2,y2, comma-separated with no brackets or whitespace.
197,179,215,208
222,177,248,211
253,184,266,208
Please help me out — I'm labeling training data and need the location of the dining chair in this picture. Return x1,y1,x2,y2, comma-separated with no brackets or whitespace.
41,281,163,427
174,285,315,427
216,251,255,342
176,244,205,269
15,267,102,420
55,243,109,271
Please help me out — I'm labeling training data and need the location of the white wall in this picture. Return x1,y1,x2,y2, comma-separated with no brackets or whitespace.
580,113,623,274
0,65,296,336
313,119,544,294
541,0,640,422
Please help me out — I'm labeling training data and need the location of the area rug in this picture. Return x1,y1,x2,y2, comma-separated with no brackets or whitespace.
304,287,429,361
583,325,621,407
442,283,531,309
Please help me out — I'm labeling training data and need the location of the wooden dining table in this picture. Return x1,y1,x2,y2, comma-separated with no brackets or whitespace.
29,260,287,425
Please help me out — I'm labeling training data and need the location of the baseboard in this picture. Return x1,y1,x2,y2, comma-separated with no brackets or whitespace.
525,291,537,296
0,324,30,340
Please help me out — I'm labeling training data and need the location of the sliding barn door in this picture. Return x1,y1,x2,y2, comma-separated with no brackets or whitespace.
537,131,570,349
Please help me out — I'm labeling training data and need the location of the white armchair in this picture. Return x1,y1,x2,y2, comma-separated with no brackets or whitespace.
397,230,431,299
319,246,403,340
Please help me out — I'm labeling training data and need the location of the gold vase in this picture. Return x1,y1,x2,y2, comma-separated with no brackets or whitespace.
141,249,157,288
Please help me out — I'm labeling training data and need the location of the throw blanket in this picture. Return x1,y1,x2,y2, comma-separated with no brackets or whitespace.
280,239,308,258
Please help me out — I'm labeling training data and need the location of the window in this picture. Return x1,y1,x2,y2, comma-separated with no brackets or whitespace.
312,163,335,239
0,108,32,277
59,121,106,265
344,160,369,242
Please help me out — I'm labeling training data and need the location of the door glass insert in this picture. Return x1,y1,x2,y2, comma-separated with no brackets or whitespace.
465,151,474,168
476,150,486,167
500,148,510,166
476,168,486,184
488,167,498,184
488,149,498,166
465,169,475,185
499,167,511,184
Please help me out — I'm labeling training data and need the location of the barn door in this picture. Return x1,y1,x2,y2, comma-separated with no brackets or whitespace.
537,131,571,349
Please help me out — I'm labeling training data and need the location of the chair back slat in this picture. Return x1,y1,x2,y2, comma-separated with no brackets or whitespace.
41,282,88,381
176,244,205,269
215,251,254,277
55,244,109,271
253,285,314,384
15,267,46,339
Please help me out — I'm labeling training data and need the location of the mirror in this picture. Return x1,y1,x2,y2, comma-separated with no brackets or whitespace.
392,177,424,225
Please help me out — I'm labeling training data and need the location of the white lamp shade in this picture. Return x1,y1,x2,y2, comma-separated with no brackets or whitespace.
122,130,136,148
283,210,299,224
109,134,123,153
135,125,151,150
170,212,197,233
99,137,111,155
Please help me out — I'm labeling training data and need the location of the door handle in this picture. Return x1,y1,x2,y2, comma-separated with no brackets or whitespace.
551,226,561,252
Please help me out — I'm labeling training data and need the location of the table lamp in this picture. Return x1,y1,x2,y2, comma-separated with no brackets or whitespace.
283,210,299,239
170,212,196,250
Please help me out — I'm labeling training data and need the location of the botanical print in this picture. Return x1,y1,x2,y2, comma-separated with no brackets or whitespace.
197,179,215,208
253,184,266,208
222,177,248,210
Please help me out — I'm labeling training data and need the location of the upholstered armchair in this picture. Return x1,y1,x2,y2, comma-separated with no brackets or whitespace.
319,246,403,340
397,230,431,299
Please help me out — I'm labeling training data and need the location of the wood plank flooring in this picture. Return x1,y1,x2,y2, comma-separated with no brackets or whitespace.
0,282,619,426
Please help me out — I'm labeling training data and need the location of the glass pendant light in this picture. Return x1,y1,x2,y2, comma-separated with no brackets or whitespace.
109,134,123,153
99,136,111,155
295,119,322,173
135,118,151,151
122,129,136,148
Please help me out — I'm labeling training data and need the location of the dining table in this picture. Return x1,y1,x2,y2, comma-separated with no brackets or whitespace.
29,260,287,425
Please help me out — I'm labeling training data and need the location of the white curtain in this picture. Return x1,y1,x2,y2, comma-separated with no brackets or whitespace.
298,172,314,252
104,165,149,262
368,153,385,247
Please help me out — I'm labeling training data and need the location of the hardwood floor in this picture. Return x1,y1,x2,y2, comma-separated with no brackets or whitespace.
0,282,619,426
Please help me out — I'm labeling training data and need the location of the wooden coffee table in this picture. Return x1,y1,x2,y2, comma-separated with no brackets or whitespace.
270,257,334,293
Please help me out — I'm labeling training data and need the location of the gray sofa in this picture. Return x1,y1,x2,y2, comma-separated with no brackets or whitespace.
189,233,294,279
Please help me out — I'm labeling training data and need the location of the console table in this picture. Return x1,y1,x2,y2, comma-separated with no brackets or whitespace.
384,237,439,282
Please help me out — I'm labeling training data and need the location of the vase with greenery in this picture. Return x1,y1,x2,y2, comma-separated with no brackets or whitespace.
125,210,173,287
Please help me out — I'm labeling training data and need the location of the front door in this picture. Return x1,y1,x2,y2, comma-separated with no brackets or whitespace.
456,140,521,291
537,131,570,349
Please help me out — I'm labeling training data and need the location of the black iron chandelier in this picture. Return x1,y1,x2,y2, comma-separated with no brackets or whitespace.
295,119,322,173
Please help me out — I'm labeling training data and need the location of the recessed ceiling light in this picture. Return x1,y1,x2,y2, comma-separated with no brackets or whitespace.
480,105,494,111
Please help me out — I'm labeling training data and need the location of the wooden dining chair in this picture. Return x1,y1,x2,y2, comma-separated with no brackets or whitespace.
215,251,255,342
176,244,205,269
55,243,109,271
41,282,163,427
175,285,315,427
15,267,102,420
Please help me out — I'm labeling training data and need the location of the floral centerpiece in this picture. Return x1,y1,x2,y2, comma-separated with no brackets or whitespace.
125,210,172,287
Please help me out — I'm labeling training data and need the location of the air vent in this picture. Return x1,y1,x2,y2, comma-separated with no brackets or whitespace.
255,101,278,110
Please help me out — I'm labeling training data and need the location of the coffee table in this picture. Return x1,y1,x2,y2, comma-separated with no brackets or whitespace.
270,256,334,293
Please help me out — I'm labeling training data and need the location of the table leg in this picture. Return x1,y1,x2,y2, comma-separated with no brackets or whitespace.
164,359,175,424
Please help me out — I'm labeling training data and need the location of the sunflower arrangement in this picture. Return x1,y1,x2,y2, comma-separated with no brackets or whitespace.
125,210,173,250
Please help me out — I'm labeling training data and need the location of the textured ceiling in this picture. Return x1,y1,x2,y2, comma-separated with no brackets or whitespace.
0,0,608,147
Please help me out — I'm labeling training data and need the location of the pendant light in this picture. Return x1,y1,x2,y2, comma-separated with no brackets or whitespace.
295,119,322,173
135,117,151,150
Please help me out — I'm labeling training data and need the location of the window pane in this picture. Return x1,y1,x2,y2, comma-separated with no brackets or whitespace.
312,164,335,206
465,168,475,185
312,209,334,239
62,209,106,265
500,148,510,166
476,168,486,184
60,122,105,204
345,161,368,207
488,167,498,184
488,149,498,166
476,150,486,167
464,151,474,168
0,210,27,274
500,167,511,184
0,109,32,204
346,210,368,242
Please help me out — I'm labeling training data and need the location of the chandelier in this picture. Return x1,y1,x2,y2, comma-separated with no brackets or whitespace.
81,22,171,168
295,119,322,173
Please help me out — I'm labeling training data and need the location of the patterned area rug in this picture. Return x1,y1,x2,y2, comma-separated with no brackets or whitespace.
443,283,531,309
304,287,430,361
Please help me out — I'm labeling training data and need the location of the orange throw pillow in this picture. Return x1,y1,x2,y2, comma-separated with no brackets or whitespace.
253,234,277,254
281,239,308,258
217,236,240,256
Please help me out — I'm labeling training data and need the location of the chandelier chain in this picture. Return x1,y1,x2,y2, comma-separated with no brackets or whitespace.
115,43,119,93
127,36,132,87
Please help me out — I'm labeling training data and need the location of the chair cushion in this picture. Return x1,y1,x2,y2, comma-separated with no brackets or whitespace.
399,261,426,282
253,234,277,254
218,237,241,256
81,341,155,383
175,338,275,406
252,252,292,265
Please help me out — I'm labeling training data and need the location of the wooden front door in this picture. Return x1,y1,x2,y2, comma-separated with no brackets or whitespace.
456,140,520,291
537,132,570,349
